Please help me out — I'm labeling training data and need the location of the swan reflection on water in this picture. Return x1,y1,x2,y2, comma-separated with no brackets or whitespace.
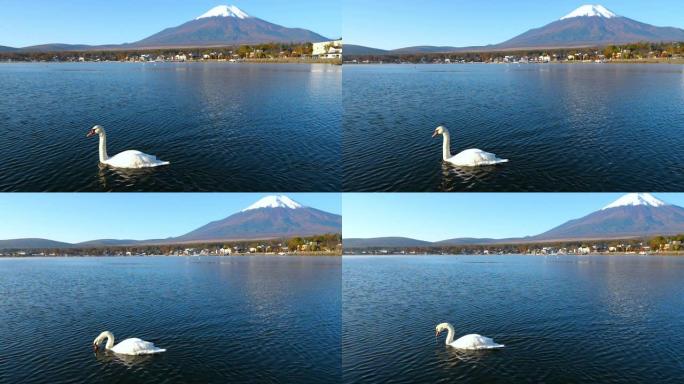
439,163,504,191
96,164,168,191
94,350,158,368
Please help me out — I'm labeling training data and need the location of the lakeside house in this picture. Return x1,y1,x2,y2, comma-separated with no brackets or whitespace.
313,39,343,59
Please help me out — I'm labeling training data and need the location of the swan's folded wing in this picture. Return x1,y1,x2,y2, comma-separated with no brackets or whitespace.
107,150,170,169
450,149,508,166
452,334,504,349
112,338,166,355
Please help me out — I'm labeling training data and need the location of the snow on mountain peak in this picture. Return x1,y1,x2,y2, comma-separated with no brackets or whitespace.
602,193,667,210
242,195,304,212
560,4,618,20
197,5,250,20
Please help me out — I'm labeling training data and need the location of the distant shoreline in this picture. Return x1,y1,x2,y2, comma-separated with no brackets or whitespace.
343,252,684,257
0,253,342,259
344,59,684,65
0,59,342,65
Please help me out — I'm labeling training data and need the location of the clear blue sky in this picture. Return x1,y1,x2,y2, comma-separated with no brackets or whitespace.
0,194,341,243
343,193,684,241
0,0,340,47
343,0,684,49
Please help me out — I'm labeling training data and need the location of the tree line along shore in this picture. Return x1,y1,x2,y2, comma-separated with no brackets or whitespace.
0,42,342,65
345,234,684,256
345,41,684,64
0,234,342,258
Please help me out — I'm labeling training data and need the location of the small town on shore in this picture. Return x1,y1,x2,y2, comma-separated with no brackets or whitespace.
0,39,343,64
0,234,342,258
345,234,684,256
345,41,683,64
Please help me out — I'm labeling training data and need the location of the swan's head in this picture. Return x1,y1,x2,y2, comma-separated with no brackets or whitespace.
432,126,447,138
93,331,112,352
435,323,452,336
87,125,104,138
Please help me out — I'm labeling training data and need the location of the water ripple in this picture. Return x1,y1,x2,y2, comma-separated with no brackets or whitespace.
343,64,684,191
0,256,341,383
0,63,341,191
342,255,684,383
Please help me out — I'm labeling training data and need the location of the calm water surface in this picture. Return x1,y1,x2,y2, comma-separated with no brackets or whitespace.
343,255,684,383
0,256,341,383
343,64,684,191
0,63,340,191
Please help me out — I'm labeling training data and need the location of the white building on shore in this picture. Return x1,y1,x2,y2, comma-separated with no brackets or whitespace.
312,39,342,59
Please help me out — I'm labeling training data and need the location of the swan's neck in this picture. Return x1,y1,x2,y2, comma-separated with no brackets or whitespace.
102,331,115,349
98,132,109,163
444,324,455,345
442,130,452,161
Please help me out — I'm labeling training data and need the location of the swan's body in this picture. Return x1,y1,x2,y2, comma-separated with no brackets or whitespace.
436,323,504,350
87,125,169,169
93,331,166,356
432,126,508,167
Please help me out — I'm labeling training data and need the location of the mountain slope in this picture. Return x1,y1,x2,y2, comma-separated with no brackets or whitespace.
0,238,72,250
76,239,143,247
498,5,684,49
0,196,339,250
343,44,389,56
345,194,684,248
132,5,328,48
344,237,432,248
347,4,684,56
535,193,684,240
0,45,17,52
175,195,340,242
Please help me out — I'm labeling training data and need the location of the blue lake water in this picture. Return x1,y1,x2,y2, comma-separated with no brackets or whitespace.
0,256,341,383
0,63,341,191
343,255,684,383
343,64,684,191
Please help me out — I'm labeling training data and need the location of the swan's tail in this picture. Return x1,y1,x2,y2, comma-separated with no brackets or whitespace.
482,158,508,166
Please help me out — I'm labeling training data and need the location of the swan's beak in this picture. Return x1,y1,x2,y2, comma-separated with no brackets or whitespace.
93,344,98,352
86,130,96,138
432,131,439,138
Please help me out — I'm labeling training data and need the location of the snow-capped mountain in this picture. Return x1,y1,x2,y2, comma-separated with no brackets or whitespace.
535,193,684,240
132,4,328,48
602,193,667,210
174,195,341,242
0,196,340,249
560,4,617,20
498,4,684,49
346,193,684,248
242,195,303,212
197,5,250,20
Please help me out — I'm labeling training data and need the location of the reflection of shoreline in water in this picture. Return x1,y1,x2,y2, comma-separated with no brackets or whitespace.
94,351,158,368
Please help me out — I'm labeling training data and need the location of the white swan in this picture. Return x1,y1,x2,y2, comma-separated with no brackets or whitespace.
435,323,504,350
93,331,166,356
432,126,508,167
87,125,170,169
